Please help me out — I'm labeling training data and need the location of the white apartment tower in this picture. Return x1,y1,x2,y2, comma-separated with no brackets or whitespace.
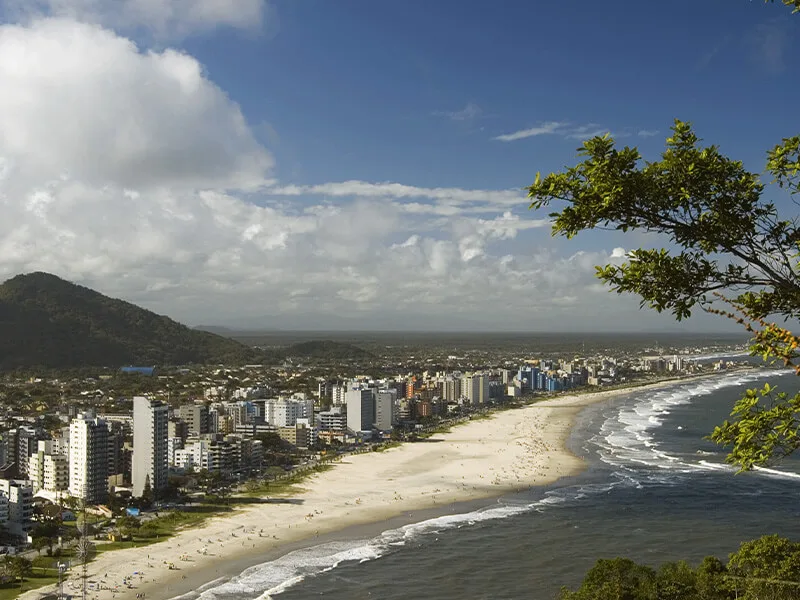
29,441,68,495
68,413,109,504
265,398,315,427
0,479,33,537
346,388,375,433
331,385,347,407
443,377,462,403
461,374,490,405
132,396,169,499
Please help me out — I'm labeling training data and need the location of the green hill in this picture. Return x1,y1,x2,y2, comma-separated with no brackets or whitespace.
0,272,258,369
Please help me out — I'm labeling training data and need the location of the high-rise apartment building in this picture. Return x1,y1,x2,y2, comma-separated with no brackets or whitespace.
132,397,169,499
262,399,315,427
375,390,398,431
0,479,33,537
16,426,46,478
331,385,347,407
461,374,490,405
68,412,109,504
0,430,17,471
443,377,462,402
29,441,68,495
178,403,209,436
346,388,375,433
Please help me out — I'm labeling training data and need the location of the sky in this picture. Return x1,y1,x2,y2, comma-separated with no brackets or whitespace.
0,0,797,332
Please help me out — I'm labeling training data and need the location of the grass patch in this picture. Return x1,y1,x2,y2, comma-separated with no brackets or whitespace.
240,463,336,498
0,571,60,600
373,441,402,452
469,413,493,421
93,506,237,554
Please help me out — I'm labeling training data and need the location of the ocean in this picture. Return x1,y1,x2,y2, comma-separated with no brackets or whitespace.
182,364,800,600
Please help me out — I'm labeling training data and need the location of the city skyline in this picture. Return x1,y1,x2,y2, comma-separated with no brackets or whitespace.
0,1,796,331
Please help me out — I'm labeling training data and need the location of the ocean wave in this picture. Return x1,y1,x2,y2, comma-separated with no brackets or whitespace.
170,369,796,600
592,369,793,474
752,466,800,481
176,477,638,600
688,351,751,361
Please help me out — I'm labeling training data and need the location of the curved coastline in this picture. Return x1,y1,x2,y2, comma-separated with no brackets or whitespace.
19,374,745,600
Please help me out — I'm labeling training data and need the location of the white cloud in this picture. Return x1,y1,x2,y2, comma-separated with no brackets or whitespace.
637,129,660,138
493,121,565,142
493,121,617,142
0,17,682,331
268,180,527,211
2,0,268,39
0,18,273,192
562,125,613,140
434,102,482,122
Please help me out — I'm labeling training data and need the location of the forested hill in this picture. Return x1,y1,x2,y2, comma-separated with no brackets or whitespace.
0,272,259,369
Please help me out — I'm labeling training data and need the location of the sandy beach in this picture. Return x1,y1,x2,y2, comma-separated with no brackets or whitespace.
20,379,699,600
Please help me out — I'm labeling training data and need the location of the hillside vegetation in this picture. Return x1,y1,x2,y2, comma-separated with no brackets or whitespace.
0,273,372,370
0,273,257,369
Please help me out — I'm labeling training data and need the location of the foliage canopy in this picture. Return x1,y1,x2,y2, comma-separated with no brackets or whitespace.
528,116,800,471
559,535,800,600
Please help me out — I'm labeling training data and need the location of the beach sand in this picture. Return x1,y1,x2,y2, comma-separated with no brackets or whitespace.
20,380,690,600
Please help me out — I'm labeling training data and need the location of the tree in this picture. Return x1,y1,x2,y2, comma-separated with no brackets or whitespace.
32,521,60,554
141,475,153,508
30,537,49,555
558,557,656,600
528,72,800,471
137,521,160,539
726,535,800,600
695,557,729,600
655,562,698,600
2,556,33,586
31,555,50,576
559,536,800,600
115,515,141,538
777,0,800,11
529,118,800,470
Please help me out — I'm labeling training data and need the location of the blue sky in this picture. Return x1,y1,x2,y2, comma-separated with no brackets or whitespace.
185,0,796,188
0,0,797,331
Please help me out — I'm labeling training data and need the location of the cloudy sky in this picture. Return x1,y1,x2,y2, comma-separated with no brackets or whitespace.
0,0,796,332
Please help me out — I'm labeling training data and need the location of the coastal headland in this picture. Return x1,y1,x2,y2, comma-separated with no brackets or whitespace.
19,374,741,600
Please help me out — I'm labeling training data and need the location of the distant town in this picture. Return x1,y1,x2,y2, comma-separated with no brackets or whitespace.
0,339,751,553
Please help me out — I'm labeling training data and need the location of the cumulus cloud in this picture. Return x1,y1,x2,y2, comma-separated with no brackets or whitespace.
0,16,658,331
268,180,530,215
0,18,273,191
270,180,523,205
3,0,268,39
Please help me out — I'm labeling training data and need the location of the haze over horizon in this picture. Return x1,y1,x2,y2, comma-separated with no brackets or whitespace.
0,1,796,332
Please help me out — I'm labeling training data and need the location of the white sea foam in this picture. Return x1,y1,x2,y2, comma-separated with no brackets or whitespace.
752,466,800,481
177,498,549,600
689,351,752,361
593,368,793,477
176,479,625,600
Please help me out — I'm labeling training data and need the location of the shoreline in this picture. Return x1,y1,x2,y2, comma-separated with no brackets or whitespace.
21,369,759,600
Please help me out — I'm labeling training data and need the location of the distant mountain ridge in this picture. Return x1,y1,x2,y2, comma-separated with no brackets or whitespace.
0,272,258,369
0,273,372,369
